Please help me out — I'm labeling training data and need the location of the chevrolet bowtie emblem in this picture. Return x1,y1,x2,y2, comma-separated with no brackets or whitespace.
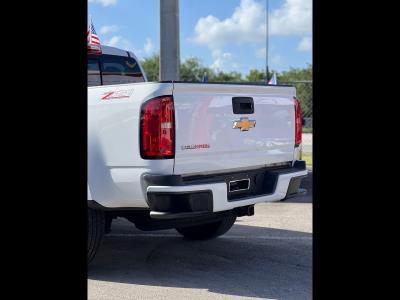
232,117,256,131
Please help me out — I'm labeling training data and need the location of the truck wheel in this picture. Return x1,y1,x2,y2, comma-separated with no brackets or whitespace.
88,208,105,263
175,214,237,240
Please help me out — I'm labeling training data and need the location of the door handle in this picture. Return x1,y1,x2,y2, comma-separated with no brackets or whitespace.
232,97,254,114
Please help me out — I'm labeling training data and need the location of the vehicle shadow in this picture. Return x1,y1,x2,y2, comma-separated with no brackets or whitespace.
88,219,312,300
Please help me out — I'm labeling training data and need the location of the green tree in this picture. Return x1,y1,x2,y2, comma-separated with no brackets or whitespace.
278,64,312,82
212,71,242,82
141,55,244,82
246,69,266,82
278,64,312,118
141,54,159,81
180,57,215,82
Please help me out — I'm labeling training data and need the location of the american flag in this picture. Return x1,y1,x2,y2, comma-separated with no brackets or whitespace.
268,72,277,85
88,17,102,54
88,22,100,45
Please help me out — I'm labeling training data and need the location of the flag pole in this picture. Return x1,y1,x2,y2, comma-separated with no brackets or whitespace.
265,0,269,83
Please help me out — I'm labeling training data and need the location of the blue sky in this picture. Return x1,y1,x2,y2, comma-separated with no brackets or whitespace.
88,0,312,76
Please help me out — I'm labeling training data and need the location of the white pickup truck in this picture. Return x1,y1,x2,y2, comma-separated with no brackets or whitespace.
88,45,307,262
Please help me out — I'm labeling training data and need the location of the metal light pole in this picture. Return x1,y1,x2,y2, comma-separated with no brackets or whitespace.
265,0,269,82
160,0,180,81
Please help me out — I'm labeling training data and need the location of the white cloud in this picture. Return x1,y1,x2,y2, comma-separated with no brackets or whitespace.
192,0,266,49
270,0,312,36
105,36,121,47
99,25,119,35
210,50,240,72
191,0,311,72
105,36,134,52
144,38,154,55
192,0,266,71
297,37,312,51
88,0,117,7
192,0,312,50
105,36,157,60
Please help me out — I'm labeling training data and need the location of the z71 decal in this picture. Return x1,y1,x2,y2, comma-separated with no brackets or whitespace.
101,89,134,100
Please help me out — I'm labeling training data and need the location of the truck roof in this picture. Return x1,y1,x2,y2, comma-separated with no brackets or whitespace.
101,45,140,62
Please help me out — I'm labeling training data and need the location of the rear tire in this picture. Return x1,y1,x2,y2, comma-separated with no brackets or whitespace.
88,208,105,263
175,214,237,240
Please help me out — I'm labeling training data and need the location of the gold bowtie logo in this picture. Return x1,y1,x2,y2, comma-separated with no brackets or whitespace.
232,117,256,131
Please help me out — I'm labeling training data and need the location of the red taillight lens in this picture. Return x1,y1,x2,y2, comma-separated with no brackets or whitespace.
140,96,175,159
294,97,302,147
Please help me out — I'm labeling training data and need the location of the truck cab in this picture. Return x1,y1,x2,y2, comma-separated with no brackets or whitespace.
88,45,147,87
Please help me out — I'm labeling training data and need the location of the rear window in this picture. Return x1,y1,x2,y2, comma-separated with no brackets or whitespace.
101,54,145,85
88,58,101,87
87,54,145,87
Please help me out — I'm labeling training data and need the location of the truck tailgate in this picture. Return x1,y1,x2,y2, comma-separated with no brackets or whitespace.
173,83,296,175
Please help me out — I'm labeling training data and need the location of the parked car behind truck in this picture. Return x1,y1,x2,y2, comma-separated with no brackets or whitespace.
88,45,307,262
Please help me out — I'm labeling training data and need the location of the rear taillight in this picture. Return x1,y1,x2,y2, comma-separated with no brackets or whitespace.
294,97,302,147
140,96,175,159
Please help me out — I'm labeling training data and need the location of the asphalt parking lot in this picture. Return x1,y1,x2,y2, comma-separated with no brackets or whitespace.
88,173,312,300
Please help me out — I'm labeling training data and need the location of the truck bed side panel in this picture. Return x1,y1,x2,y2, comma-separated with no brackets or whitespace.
88,82,174,207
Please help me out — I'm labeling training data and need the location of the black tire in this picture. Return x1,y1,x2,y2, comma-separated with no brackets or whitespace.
175,214,237,240
88,208,105,263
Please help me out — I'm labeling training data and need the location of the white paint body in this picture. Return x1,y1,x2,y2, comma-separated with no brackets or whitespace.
173,83,297,174
88,80,305,211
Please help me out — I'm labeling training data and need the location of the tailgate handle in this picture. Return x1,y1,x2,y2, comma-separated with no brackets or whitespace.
232,97,254,114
